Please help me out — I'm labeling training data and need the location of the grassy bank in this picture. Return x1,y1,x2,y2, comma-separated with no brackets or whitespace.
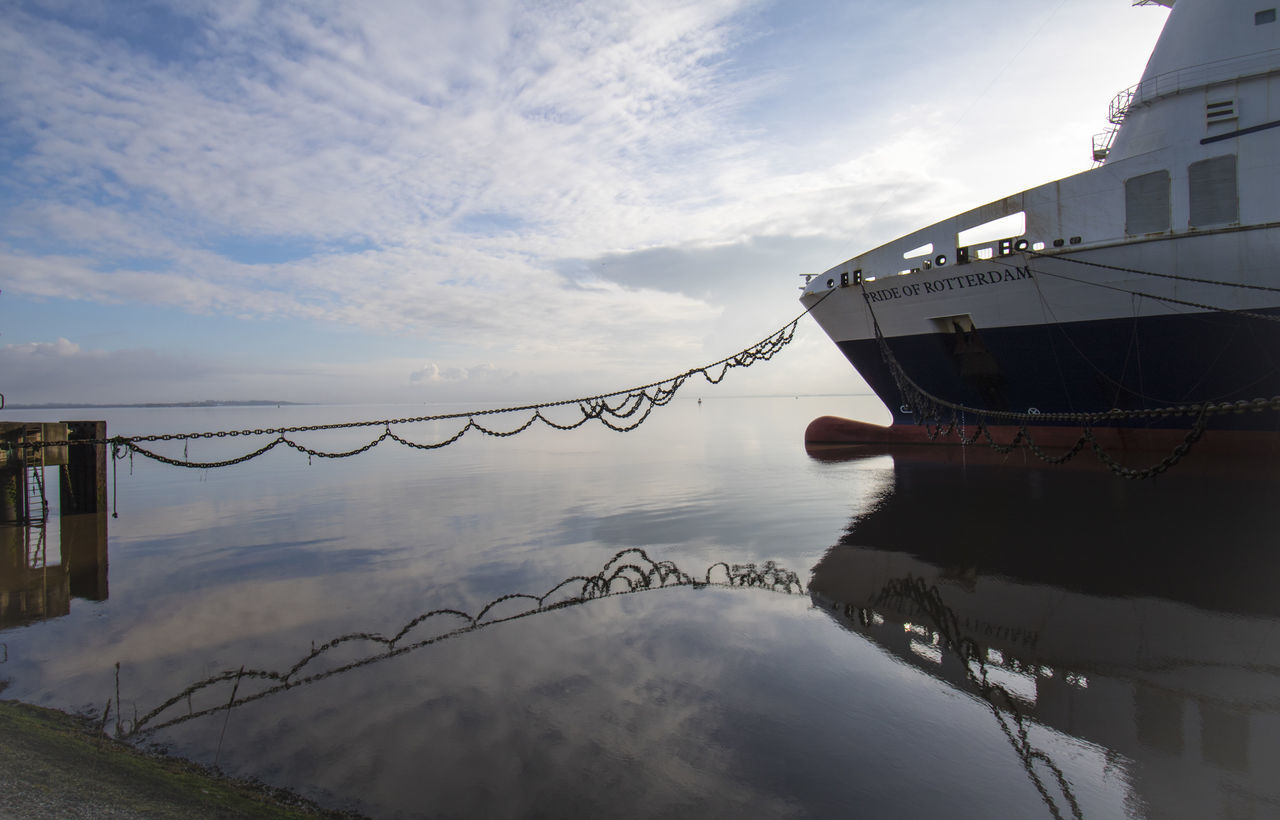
0,700,359,818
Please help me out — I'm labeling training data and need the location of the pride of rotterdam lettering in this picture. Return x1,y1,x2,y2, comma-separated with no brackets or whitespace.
865,266,1032,302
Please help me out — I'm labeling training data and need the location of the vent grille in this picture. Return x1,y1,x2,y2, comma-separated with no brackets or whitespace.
1206,99,1238,126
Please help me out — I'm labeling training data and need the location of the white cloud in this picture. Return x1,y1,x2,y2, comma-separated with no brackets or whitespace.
6,337,81,357
0,337,217,403
1,0,761,249
409,362,516,385
0,0,1169,404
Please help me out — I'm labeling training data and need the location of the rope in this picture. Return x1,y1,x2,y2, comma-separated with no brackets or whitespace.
1028,248,1280,294
1026,264,1280,324
16,294,832,470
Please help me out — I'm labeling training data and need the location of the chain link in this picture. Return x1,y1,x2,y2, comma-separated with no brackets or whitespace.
16,299,831,469
862,290,1276,479
120,547,803,739
870,576,1083,820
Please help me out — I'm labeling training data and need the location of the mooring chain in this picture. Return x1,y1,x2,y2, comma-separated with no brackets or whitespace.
861,290,1277,479
918,412,1208,480
117,548,804,738
12,301,829,470
869,576,1084,820
1026,264,1280,324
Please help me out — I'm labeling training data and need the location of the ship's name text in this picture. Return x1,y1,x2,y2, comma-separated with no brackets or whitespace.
865,266,1033,303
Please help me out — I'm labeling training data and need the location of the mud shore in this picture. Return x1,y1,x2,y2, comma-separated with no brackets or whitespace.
0,700,361,818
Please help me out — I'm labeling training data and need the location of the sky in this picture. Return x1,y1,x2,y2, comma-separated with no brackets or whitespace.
0,0,1170,406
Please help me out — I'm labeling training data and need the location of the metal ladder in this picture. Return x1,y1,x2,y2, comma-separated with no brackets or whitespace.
25,515,47,569
24,462,48,524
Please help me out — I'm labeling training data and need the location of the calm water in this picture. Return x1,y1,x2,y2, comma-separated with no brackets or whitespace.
2,397,1278,819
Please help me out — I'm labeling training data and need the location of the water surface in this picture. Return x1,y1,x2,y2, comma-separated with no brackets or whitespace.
2,397,1277,818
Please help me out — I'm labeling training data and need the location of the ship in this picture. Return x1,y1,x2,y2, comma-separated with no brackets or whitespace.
800,0,1280,456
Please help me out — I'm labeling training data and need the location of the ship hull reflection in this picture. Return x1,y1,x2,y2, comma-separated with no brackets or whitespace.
807,449,1280,820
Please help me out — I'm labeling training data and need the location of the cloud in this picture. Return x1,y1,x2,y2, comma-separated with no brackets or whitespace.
409,362,517,385
0,337,222,403
1,1,758,355
0,0,762,249
0,1,1170,404
6,337,82,357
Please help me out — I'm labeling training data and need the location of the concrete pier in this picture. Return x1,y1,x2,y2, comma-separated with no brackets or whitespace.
60,421,108,515
1,421,106,523
0,421,109,626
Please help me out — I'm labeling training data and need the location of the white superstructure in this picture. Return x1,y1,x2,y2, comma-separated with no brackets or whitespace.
800,0,1280,432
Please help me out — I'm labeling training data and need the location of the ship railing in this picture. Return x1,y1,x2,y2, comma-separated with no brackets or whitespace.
1129,49,1280,109
1108,86,1135,125
805,156,1141,293
1092,127,1119,163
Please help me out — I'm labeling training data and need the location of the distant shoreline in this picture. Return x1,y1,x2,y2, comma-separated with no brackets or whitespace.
3,394,878,412
3,400,309,410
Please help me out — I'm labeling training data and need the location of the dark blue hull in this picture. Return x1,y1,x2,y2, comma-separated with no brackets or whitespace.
838,308,1280,431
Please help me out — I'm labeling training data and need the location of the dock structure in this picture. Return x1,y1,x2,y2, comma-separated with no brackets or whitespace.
0,421,109,627
1,421,107,522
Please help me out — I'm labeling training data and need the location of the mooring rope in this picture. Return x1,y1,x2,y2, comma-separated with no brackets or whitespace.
1027,247,1280,294
1025,263,1280,324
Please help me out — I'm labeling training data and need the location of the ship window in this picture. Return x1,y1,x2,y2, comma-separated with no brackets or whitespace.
1256,9,1276,24
903,242,933,259
957,212,1025,248
1124,170,1170,235
1188,155,1238,227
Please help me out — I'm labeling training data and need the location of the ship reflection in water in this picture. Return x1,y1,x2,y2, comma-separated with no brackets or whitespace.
0,513,107,629
807,445,1280,820
4,398,1278,818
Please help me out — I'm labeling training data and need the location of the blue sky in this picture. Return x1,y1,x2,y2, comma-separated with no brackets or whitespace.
0,0,1169,405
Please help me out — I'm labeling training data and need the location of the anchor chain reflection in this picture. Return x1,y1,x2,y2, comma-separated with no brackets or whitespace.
863,575,1084,820
118,548,804,739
